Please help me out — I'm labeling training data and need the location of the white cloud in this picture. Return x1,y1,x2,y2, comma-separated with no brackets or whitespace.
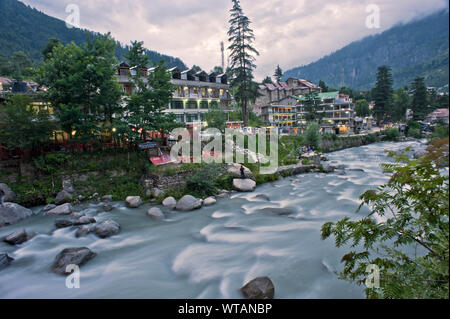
21,0,448,81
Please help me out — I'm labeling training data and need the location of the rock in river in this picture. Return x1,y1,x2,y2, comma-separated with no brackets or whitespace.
3,229,29,245
176,195,202,212
0,183,16,202
241,277,275,299
203,197,217,206
162,197,177,210
51,247,97,275
0,203,34,227
55,190,73,205
233,179,256,192
126,196,143,208
257,207,295,216
0,253,14,271
47,203,73,216
93,220,121,238
147,207,165,220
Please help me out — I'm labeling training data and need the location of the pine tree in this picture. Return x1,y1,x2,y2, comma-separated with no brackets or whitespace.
274,65,283,82
227,0,259,127
125,41,149,77
411,77,429,121
373,66,394,125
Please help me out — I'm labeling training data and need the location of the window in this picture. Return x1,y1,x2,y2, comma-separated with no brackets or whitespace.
186,114,199,122
210,101,219,108
200,101,209,109
186,101,198,109
171,101,184,109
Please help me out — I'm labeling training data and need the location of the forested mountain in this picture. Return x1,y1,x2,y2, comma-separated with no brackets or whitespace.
284,9,449,91
0,0,187,69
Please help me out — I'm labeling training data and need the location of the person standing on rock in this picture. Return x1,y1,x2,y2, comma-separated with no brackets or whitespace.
240,165,246,179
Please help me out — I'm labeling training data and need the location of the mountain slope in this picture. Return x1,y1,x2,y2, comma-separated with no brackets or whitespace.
283,9,449,91
0,0,187,69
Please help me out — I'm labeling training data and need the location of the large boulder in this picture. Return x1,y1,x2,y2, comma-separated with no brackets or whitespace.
0,203,34,227
241,277,275,299
203,197,217,206
55,190,73,205
176,195,202,212
125,196,143,208
147,207,165,220
233,179,256,192
162,197,177,210
75,225,95,238
51,247,97,275
3,229,28,245
227,164,255,181
47,203,73,216
0,183,16,202
41,204,56,213
0,253,14,271
93,220,121,238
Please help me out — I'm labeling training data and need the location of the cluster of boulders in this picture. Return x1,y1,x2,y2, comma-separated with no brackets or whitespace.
0,184,35,228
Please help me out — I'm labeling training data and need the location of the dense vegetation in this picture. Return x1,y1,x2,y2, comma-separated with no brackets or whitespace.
0,0,186,73
284,9,449,91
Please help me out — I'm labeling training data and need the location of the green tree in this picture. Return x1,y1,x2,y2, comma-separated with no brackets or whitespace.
42,38,62,61
302,92,322,123
355,99,371,118
392,88,411,122
318,80,329,93
227,0,259,127
262,76,273,84
191,65,202,73
37,33,122,143
373,66,394,125
11,51,32,81
122,60,177,143
212,66,224,74
204,104,227,131
125,41,149,75
304,122,321,149
411,77,429,121
274,65,283,82
0,95,54,151
321,146,449,299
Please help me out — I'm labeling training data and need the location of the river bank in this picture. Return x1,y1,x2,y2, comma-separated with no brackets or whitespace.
0,140,426,298
0,129,401,208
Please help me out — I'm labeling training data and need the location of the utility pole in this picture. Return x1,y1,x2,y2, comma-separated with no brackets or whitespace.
221,41,225,71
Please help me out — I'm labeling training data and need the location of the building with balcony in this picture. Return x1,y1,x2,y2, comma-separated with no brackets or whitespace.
298,92,355,134
116,63,232,126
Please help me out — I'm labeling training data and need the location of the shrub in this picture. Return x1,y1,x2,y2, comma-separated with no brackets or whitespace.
304,122,321,149
384,128,400,141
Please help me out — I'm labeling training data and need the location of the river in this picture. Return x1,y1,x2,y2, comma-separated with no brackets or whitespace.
0,140,424,299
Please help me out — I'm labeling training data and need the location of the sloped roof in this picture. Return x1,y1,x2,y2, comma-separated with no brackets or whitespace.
428,108,449,118
0,77,12,84
297,91,339,101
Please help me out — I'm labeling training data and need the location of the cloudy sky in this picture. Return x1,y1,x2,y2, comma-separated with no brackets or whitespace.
21,0,449,80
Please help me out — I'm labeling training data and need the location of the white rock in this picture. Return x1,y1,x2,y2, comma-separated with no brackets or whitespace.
162,197,177,210
233,179,256,192
147,207,165,220
203,197,217,206
176,195,202,211
125,196,143,208
47,203,73,215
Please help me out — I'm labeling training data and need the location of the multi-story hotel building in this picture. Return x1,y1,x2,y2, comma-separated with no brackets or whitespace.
116,63,232,125
298,91,355,134
255,78,322,133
